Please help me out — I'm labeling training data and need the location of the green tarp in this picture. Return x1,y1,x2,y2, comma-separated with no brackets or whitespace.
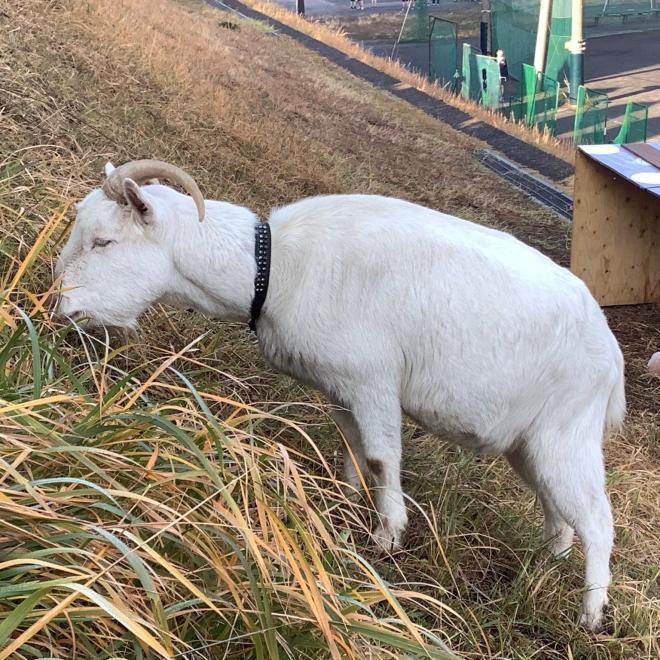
475,54,502,108
612,102,648,144
461,43,482,102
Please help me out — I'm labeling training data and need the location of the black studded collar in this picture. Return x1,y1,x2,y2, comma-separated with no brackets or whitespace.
248,222,271,332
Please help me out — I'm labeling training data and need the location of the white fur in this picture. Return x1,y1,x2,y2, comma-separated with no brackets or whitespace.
648,352,660,375
57,170,626,631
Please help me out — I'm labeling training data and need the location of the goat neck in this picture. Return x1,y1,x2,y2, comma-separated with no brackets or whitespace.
161,194,259,323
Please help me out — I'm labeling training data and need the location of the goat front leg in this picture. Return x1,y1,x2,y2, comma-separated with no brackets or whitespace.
349,395,407,552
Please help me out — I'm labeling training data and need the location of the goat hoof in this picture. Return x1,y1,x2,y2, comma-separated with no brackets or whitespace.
371,524,402,555
579,602,610,634
549,540,573,559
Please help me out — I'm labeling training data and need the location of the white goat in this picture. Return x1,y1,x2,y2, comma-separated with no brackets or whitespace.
648,352,660,375
56,160,626,632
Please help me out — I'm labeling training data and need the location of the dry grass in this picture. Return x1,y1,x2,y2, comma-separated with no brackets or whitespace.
0,0,658,657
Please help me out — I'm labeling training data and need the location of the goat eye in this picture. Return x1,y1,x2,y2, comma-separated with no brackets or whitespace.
92,238,113,249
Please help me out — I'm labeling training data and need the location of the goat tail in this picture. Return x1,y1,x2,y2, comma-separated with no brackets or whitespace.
605,345,626,436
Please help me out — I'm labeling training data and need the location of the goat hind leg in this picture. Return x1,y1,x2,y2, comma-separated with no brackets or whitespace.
507,446,574,557
530,435,613,632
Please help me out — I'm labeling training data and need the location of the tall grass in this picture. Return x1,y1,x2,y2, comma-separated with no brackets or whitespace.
0,202,466,657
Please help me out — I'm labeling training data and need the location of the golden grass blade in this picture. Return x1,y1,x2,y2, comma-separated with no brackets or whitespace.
120,334,208,410
6,204,69,294
0,394,79,415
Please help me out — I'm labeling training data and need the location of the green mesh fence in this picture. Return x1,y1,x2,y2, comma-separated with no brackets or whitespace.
534,73,560,133
475,54,502,108
491,0,537,81
429,17,458,86
612,101,648,143
400,0,431,43
573,86,609,144
492,0,657,85
461,43,482,102
509,63,560,133
509,96,527,123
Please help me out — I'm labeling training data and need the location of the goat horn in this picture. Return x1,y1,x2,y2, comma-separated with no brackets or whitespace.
102,159,205,221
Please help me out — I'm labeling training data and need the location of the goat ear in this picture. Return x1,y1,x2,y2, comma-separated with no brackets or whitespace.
123,178,154,225
104,162,116,177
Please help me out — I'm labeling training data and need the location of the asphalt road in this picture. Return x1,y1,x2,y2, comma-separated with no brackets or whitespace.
282,0,477,17
582,29,660,141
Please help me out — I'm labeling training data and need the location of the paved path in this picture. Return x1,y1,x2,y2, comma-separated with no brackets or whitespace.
584,30,660,141
280,0,474,17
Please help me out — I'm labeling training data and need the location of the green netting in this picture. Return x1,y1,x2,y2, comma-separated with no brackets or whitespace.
491,0,537,80
509,63,560,133
399,0,431,43
612,101,648,143
461,43,482,102
475,54,502,108
491,0,571,83
573,86,609,144
599,0,658,13
429,17,458,86
546,0,571,85
492,0,657,86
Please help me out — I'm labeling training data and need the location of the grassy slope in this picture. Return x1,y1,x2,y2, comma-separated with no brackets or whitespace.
0,0,658,657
